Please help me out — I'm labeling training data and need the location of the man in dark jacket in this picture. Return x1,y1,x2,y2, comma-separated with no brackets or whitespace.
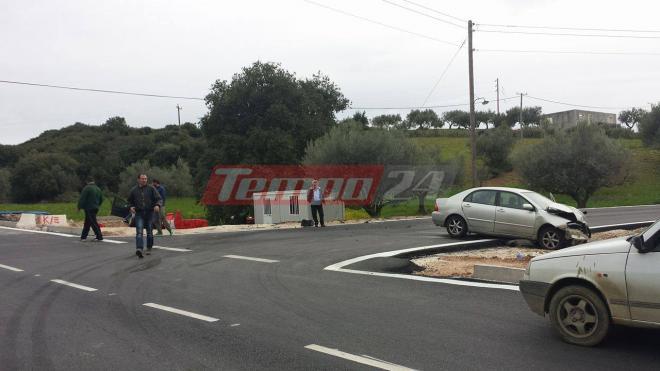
78,177,104,241
127,174,162,258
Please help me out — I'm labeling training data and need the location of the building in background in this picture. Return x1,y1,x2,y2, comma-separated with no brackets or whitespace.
542,109,617,128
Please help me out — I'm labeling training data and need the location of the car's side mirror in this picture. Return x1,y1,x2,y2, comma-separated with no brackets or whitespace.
523,203,534,211
582,210,588,215
632,236,651,253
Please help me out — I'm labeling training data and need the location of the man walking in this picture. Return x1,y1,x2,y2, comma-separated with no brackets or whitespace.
306,179,325,227
151,179,173,236
127,174,162,258
78,177,104,241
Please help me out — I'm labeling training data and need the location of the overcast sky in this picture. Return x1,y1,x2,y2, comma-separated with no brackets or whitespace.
1,0,659,144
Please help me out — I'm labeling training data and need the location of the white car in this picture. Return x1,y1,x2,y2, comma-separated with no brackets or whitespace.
520,220,660,346
432,187,590,249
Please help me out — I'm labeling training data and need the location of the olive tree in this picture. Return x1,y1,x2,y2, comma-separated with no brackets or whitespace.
513,123,630,208
303,122,419,217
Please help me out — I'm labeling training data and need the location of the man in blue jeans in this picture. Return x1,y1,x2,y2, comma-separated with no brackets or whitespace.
127,174,162,258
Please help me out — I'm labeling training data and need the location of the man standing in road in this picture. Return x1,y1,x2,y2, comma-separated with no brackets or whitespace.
78,177,104,242
151,179,173,236
306,179,325,227
127,174,162,258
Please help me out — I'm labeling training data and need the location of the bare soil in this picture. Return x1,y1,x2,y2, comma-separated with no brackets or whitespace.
413,228,644,279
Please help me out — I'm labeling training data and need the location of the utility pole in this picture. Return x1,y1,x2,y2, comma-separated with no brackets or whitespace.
496,78,500,115
518,93,525,138
176,104,182,126
468,20,477,187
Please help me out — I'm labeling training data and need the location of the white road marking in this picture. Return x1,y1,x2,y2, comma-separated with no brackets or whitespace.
230,323,240,327
590,220,656,230
142,303,219,322
305,344,416,371
153,245,192,252
0,263,24,272
585,204,659,210
50,279,98,292
34,274,41,277
99,239,127,244
223,255,279,263
325,221,653,291
0,226,129,243
0,226,76,237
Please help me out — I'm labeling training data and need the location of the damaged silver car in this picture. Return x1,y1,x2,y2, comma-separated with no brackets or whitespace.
432,187,590,249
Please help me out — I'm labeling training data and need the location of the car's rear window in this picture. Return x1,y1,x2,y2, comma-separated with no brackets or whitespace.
464,190,497,206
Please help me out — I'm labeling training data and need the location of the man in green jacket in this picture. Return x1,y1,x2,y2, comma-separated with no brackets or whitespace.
78,177,104,242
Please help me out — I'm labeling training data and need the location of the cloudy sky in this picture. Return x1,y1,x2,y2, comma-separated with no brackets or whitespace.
1,0,659,144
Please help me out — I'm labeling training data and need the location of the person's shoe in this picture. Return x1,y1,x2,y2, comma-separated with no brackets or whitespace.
314,224,318,228
168,230,173,236
146,247,152,255
92,238,103,242
80,238,88,242
156,232,163,236
321,224,326,227
136,250,144,259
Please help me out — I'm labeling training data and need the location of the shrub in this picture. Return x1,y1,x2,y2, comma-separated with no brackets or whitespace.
513,124,630,208
0,168,11,202
477,126,515,178
10,152,80,203
118,158,194,198
639,104,660,148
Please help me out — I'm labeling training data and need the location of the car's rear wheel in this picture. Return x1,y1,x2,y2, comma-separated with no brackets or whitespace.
548,285,610,347
446,215,468,238
538,226,566,250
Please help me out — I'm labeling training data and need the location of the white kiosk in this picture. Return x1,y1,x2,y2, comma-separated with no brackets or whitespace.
253,190,345,224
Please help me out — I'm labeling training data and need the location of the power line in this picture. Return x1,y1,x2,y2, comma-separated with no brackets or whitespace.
348,95,518,110
477,48,660,56
475,22,660,34
421,40,466,106
400,0,466,23
303,0,459,46
526,95,626,110
0,79,205,100
474,29,660,39
381,0,464,29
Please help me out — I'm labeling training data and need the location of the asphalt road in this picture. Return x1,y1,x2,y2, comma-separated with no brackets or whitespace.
1,205,659,370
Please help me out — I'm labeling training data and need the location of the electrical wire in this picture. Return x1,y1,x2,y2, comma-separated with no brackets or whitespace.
475,22,660,34
348,95,518,110
474,29,660,39
303,0,459,46
477,49,660,56
400,0,466,23
0,79,205,100
526,95,626,110
421,40,466,107
381,0,465,29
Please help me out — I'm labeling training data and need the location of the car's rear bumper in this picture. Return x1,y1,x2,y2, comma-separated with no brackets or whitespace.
431,211,445,226
519,280,551,317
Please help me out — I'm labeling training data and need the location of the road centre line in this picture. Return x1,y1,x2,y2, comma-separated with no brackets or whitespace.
223,255,279,263
0,263,24,272
50,279,98,292
153,245,192,252
305,344,417,371
143,303,219,322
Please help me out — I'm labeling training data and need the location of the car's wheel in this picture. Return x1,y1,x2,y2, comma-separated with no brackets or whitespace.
538,226,566,250
445,215,468,238
548,285,610,347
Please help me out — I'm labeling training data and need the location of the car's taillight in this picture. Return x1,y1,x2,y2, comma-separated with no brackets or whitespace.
434,202,439,212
